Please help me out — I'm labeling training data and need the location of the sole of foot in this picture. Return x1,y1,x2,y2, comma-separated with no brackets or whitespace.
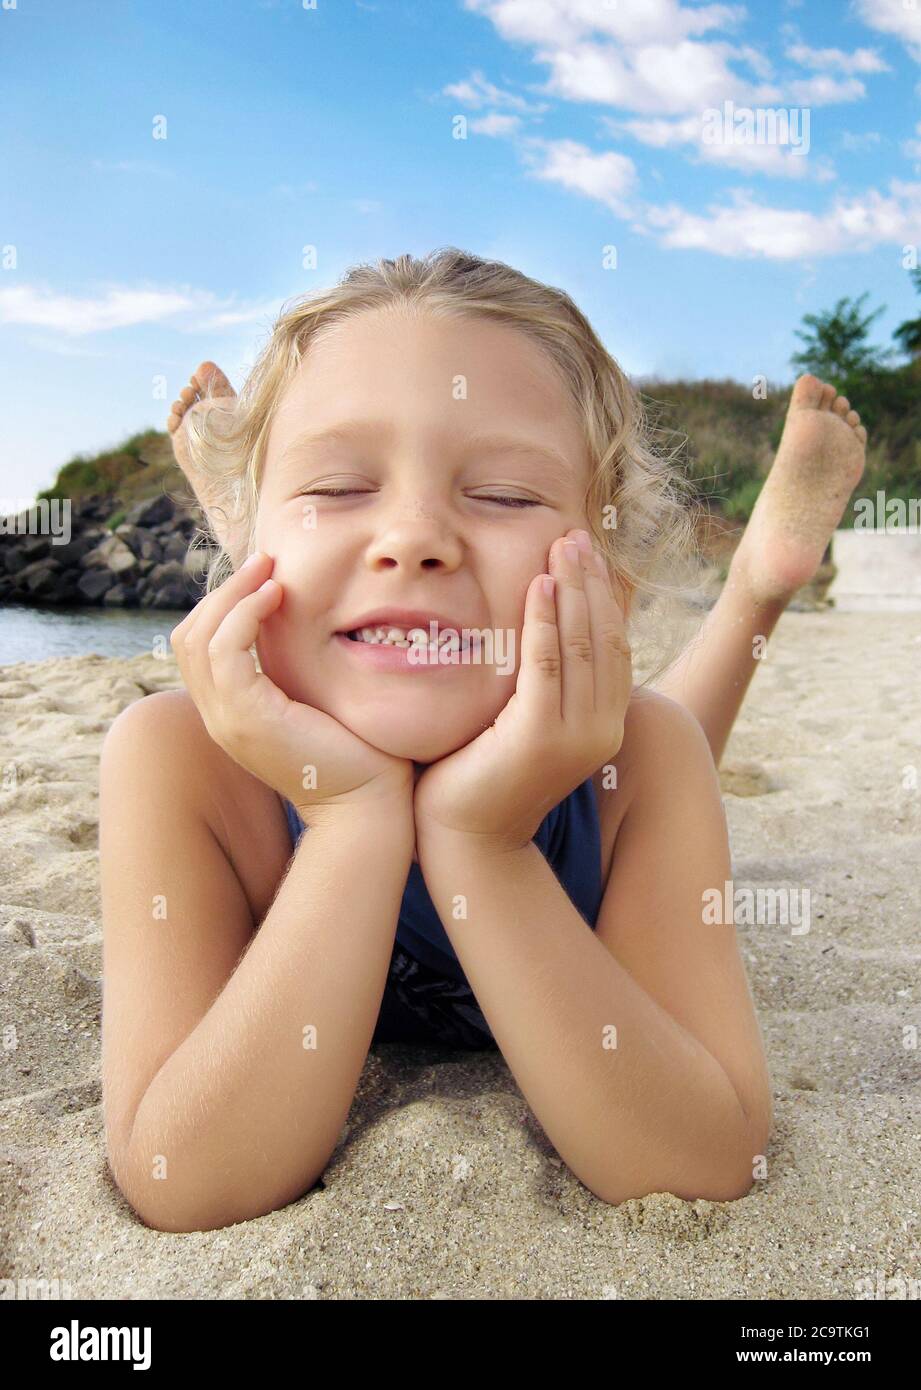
730,373,867,605
166,360,237,475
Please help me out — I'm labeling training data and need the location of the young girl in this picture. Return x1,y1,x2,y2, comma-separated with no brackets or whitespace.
99,249,867,1234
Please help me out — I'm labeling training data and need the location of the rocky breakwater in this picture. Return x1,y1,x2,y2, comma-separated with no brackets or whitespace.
0,494,218,610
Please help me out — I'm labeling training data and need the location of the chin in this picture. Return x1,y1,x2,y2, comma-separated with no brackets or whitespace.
334,709,477,763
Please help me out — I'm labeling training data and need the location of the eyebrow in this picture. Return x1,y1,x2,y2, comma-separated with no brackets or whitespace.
278,421,576,479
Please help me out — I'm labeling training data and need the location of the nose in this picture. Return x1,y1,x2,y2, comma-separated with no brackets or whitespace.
363,508,464,573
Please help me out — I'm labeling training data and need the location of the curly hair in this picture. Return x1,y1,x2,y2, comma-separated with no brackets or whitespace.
183,247,701,682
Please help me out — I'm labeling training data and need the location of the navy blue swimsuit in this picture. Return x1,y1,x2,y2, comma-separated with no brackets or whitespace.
282,778,605,1049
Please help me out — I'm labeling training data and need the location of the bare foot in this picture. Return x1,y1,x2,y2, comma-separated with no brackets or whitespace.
730,373,867,604
167,360,236,472
167,358,243,558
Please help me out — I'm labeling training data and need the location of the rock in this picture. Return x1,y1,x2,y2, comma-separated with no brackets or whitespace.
3,546,29,576
16,558,63,598
161,533,191,564
81,535,138,574
20,534,51,562
76,568,115,602
139,559,192,609
114,524,162,562
125,495,176,528
102,583,138,607
44,534,101,569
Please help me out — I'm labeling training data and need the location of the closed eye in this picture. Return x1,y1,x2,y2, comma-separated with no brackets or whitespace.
299,488,541,508
299,488,372,498
473,495,542,508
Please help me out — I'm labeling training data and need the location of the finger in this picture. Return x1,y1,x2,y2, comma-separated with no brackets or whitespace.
580,541,631,714
171,550,273,702
206,579,284,708
515,572,562,722
549,533,595,722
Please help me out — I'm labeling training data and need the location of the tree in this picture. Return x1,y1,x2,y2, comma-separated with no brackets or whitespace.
790,293,894,385
893,267,921,359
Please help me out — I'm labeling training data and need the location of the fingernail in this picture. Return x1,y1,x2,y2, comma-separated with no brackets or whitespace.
541,575,555,597
241,552,262,569
572,529,592,553
563,541,580,566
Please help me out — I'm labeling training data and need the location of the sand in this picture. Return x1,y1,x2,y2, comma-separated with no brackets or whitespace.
1,611,919,1300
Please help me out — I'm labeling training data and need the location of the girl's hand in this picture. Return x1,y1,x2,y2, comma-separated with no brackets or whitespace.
413,529,633,853
170,552,414,816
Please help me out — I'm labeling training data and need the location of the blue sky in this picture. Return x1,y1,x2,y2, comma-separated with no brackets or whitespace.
2,0,920,502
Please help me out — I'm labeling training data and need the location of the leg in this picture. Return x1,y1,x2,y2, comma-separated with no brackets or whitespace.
655,374,867,765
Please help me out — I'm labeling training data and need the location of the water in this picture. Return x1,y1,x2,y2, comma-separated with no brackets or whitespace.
0,603,189,666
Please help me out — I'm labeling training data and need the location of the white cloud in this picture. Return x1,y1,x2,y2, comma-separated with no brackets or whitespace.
642,180,921,258
463,0,745,48
0,284,278,336
785,42,889,73
470,113,523,136
461,0,779,115
519,137,637,214
612,112,835,180
443,68,544,112
533,38,781,114
853,0,921,61
786,74,867,104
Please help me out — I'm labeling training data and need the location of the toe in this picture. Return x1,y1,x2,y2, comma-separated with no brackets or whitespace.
832,395,850,417
179,384,199,406
846,409,861,428
791,373,826,409
819,383,836,411
193,360,236,398
855,424,867,444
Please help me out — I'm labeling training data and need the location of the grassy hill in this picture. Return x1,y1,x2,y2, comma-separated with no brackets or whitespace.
35,429,195,530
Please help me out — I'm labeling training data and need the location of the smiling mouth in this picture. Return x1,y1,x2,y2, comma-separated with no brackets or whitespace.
341,625,472,652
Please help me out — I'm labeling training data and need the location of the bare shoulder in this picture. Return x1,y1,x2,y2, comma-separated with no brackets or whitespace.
619,687,714,774
591,689,717,878
101,687,292,916
103,685,212,751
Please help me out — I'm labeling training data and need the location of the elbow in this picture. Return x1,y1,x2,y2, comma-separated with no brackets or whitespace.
586,1164,759,1208
583,1110,774,1208
107,1145,323,1234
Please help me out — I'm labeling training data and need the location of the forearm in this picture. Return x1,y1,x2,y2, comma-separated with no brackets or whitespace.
122,800,415,1232
654,568,785,765
418,831,758,1205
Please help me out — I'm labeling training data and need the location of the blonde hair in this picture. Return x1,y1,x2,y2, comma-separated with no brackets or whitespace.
185,247,701,682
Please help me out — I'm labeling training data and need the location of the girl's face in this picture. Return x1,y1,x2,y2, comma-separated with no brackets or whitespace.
254,305,595,763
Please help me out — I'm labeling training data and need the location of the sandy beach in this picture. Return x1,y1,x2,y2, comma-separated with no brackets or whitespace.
1,609,918,1300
